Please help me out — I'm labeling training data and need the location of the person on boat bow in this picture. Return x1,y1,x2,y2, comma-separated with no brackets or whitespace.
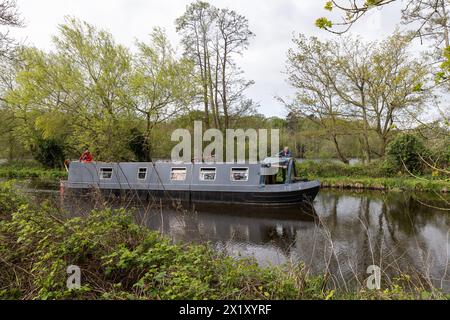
278,146,292,158
79,148,94,163
278,147,292,182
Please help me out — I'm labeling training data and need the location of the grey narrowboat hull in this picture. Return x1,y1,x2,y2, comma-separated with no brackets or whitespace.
62,161,321,206
63,183,320,206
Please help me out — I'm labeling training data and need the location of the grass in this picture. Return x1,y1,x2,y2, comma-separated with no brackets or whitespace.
0,181,448,300
318,176,449,192
0,160,67,180
297,160,450,193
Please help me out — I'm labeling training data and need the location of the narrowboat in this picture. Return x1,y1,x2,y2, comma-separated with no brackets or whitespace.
62,157,321,206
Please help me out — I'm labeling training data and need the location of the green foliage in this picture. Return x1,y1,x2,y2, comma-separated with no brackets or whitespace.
429,139,450,170
297,160,389,179
315,17,332,29
0,181,25,216
0,166,67,180
436,46,450,83
296,160,449,192
127,128,150,162
33,138,65,169
130,27,196,121
318,176,449,192
386,134,427,175
0,160,67,180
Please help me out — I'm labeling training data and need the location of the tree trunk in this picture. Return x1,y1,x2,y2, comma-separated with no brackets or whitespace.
222,44,229,129
379,135,388,158
442,0,449,48
8,130,13,161
202,45,210,129
206,50,218,129
331,134,349,164
360,89,371,163
213,47,221,129
145,113,152,161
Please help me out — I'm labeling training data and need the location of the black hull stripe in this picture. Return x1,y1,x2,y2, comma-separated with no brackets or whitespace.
66,187,320,205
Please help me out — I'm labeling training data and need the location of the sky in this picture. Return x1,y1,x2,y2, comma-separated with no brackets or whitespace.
9,0,407,117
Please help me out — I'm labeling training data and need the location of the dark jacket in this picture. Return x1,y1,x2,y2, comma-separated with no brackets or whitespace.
279,150,292,158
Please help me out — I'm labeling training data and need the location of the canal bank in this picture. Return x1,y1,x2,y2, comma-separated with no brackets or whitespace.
319,177,449,193
1,180,449,299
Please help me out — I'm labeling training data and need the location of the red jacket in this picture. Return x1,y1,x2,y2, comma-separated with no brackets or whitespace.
80,151,94,163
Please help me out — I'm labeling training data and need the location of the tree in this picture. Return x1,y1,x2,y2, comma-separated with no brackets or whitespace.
285,33,428,162
316,1,397,34
0,0,22,59
127,128,150,162
386,133,428,174
283,35,352,163
48,18,133,160
6,18,135,161
176,1,213,128
4,18,206,162
0,0,22,159
316,0,449,182
176,1,255,130
317,1,449,47
0,58,19,159
214,7,254,128
317,1,450,79
128,28,197,160
368,34,429,156
4,47,77,158
33,138,65,168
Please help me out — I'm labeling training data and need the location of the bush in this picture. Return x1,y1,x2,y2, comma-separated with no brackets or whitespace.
33,138,66,169
296,160,388,178
386,134,427,175
127,128,150,162
0,167,67,180
428,139,450,171
0,181,25,217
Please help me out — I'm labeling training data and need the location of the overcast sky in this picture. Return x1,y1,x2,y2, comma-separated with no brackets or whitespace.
10,0,407,117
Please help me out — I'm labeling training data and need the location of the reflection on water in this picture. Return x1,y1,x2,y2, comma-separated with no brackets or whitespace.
26,183,450,292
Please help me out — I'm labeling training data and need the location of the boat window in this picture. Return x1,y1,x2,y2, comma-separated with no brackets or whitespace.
200,168,216,181
100,168,113,180
230,168,249,182
138,168,147,180
171,168,187,181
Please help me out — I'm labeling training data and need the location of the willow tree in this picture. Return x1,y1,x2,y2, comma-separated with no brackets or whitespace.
7,18,136,161
52,18,134,160
4,48,79,152
128,28,197,160
0,0,22,159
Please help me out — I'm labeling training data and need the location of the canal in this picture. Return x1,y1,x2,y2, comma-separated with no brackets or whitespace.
19,180,450,293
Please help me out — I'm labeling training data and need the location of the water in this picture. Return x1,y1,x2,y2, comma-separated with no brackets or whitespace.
20,180,450,292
